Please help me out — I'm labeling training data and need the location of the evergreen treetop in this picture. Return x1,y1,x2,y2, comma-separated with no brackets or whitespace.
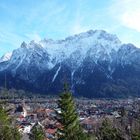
57,83,89,140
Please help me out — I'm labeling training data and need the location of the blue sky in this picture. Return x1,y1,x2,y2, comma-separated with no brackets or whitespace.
0,0,140,56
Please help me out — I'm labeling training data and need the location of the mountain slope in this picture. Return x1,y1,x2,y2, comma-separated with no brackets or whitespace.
0,30,140,98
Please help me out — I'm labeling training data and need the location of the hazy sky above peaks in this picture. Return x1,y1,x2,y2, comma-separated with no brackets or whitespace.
0,0,140,56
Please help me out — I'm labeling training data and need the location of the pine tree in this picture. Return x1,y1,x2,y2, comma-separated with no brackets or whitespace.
30,122,45,140
57,83,88,140
0,105,21,140
98,118,124,140
132,132,140,140
132,118,140,140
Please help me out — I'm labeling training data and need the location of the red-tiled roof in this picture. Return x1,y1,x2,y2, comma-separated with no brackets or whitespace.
46,128,57,134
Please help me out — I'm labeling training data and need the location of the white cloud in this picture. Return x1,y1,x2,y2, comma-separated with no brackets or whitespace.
111,0,140,32
71,23,89,34
70,1,90,35
0,30,27,56
25,33,41,42
0,30,25,47
122,10,140,32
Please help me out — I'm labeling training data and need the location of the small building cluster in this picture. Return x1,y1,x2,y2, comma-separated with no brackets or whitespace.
2,97,140,140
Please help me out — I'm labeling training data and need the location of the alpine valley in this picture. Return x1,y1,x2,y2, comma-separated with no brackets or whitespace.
0,30,140,98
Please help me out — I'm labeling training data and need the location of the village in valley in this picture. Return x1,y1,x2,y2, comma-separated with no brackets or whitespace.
1,89,140,140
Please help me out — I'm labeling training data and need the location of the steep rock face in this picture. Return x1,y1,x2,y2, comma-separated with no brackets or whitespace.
0,30,140,97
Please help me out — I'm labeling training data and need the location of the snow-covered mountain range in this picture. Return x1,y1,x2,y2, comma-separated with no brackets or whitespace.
0,30,140,98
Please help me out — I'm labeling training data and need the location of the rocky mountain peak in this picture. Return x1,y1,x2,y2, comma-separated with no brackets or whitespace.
0,30,139,98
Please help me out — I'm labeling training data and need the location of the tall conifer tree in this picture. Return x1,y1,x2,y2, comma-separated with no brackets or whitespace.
29,122,45,140
0,105,21,140
57,83,88,140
